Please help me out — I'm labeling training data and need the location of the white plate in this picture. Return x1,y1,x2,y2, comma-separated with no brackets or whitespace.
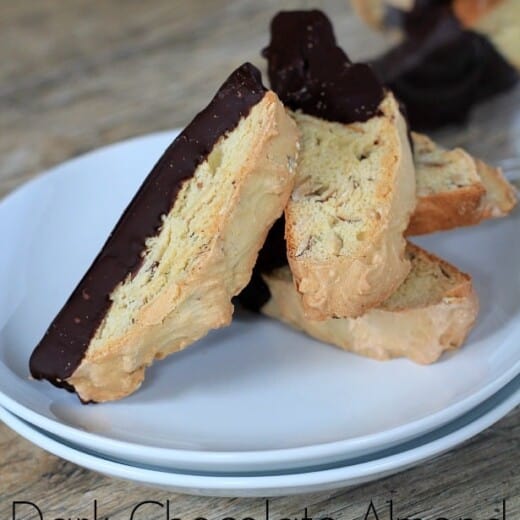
1,376,518,497
0,131,519,473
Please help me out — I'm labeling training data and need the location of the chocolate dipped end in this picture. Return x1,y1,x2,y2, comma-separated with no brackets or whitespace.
242,10,390,311
263,10,384,124
30,63,268,390
371,2,518,130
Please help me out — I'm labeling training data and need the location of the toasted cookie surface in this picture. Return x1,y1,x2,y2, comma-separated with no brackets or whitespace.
362,0,518,130
261,243,479,364
30,63,299,403
286,93,415,319
263,10,416,320
408,132,517,235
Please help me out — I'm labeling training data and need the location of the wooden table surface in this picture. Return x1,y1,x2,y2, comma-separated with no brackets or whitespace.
0,0,518,517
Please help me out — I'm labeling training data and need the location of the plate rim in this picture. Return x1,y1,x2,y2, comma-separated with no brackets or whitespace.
0,129,519,472
0,363,518,468
1,378,518,495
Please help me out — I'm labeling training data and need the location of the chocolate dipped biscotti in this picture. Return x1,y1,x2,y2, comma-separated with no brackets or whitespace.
353,0,520,70
263,9,516,243
264,10,416,320
353,0,518,130
30,63,299,403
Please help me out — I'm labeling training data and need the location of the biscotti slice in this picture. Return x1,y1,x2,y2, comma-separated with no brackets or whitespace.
408,132,517,235
352,0,520,70
453,0,520,70
259,243,479,364
358,1,518,130
264,11,416,320
29,63,299,403
409,132,485,235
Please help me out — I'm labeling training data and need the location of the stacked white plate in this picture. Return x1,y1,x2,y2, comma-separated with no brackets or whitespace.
0,132,519,496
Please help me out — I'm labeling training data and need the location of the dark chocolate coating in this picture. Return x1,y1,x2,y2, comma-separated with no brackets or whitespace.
371,1,518,130
30,63,267,391
262,10,384,124
239,10,389,312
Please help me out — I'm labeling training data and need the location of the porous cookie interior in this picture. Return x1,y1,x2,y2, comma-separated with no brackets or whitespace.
289,97,395,260
413,133,481,196
381,246,462,311
90,101,267,352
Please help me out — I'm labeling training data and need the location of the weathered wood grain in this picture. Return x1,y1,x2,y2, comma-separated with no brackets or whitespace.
0,0,518,515
0,410,518,518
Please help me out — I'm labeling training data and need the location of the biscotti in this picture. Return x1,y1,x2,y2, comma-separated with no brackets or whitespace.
453,0,520,70
258,243,479,364
30,63,299,403
352,0,520,70
360,1,518,130
264,10,416,320
408,132,517,235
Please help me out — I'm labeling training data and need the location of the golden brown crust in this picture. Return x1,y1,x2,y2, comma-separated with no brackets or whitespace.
407,132,516,235
407,184,486,235
66,92,300,402
262,243,479,364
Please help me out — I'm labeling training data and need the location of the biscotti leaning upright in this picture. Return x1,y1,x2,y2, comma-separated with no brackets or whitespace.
30,63,299,403
264,10,416,320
